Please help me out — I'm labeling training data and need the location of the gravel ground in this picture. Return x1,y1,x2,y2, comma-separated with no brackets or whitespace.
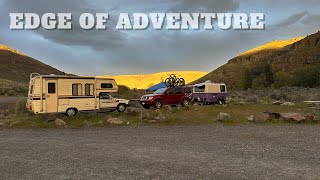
0,125,320,180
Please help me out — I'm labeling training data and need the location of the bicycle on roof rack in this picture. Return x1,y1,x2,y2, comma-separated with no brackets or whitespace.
165,74,185,87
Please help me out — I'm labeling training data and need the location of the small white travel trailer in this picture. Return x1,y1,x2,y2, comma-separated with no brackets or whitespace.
26,73,129,116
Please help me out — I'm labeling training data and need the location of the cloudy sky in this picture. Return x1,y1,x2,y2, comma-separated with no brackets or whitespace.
0,0,319,76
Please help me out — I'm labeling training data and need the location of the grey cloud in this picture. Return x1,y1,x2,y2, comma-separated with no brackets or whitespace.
301,13,320,26
172,0,239,12
273,11,308,27
4,0,127,51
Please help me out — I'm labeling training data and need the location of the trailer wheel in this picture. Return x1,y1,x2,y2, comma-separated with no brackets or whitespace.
66,108,77,117
117,104,127,112
217,98,225,105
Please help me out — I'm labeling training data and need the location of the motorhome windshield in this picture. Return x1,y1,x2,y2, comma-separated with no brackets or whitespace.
154,88,167,94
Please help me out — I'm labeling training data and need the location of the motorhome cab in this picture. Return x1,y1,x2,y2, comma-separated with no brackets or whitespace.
192,81,227,105
26,73,130,117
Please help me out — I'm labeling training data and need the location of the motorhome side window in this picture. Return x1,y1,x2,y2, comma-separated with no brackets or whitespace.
85,84,94,96
101,83,113,89
72,84,82,96
194,85,205,92
48,83,56,94
220,85,226,92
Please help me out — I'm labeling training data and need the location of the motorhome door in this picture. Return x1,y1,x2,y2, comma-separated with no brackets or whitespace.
46,80,58,113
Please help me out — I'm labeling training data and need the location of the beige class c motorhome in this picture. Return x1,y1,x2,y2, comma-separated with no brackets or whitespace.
26,73,130,117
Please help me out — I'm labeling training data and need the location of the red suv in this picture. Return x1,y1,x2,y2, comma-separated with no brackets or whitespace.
140,87,192,109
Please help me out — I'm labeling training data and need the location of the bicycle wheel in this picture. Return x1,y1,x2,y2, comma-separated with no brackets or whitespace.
165,78,172,87
176,78,185,86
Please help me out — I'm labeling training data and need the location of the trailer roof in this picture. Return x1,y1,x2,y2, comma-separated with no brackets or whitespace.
194,82,226,87
35,75,114,80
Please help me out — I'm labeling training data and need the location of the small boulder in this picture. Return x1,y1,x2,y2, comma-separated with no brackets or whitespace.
9,121,20,127
164,105,173,112
280,102,295,106
216,112,231,122
272,101,282,105
304,113,315,121
280,113,306,122
139,110,151,121
268,112,281,119
55,118,66,127
83,120,92,127
106,118,123,125
148,120,158,124
256,113,272,122
247,115,255,122
0,123,6,128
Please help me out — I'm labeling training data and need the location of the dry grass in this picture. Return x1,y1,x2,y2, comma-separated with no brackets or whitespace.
1,101,318,128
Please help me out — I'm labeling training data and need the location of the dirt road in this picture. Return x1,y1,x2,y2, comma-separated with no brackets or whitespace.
0,125,319,179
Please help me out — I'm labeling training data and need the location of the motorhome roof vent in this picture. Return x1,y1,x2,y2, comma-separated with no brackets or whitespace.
205,80,212,83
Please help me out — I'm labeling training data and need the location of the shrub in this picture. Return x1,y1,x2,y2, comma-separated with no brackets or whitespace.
293,65,320,88
273,71,294,88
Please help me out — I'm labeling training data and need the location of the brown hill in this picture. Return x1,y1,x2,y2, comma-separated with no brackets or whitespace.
194,31,320,89
0,44,65,84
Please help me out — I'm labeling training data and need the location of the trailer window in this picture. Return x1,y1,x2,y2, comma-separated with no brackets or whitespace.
48,83,56,94
194,85,205,92
85,84,94,96
101,83,113,89
72,84,82,96
220,85,226,92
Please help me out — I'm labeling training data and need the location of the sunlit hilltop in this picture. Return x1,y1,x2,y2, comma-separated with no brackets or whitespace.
240,37,304,56
100,71,207,89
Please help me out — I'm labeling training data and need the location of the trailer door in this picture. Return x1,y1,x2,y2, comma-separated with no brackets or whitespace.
46,80,58,113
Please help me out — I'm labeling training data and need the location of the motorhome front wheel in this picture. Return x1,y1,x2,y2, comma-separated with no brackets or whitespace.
66,108,77,117
117,104,126,112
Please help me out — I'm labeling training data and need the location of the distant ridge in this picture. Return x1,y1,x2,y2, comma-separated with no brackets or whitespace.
100,71,207,89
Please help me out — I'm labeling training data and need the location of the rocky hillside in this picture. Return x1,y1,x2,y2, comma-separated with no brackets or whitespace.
0,44,64,84
194,31,320,90
0,44,65,96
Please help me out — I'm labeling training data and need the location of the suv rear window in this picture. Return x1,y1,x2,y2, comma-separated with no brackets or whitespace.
175,87,183,94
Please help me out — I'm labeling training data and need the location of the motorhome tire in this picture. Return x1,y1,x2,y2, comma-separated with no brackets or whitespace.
117,104,126,112
66,108,77,117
